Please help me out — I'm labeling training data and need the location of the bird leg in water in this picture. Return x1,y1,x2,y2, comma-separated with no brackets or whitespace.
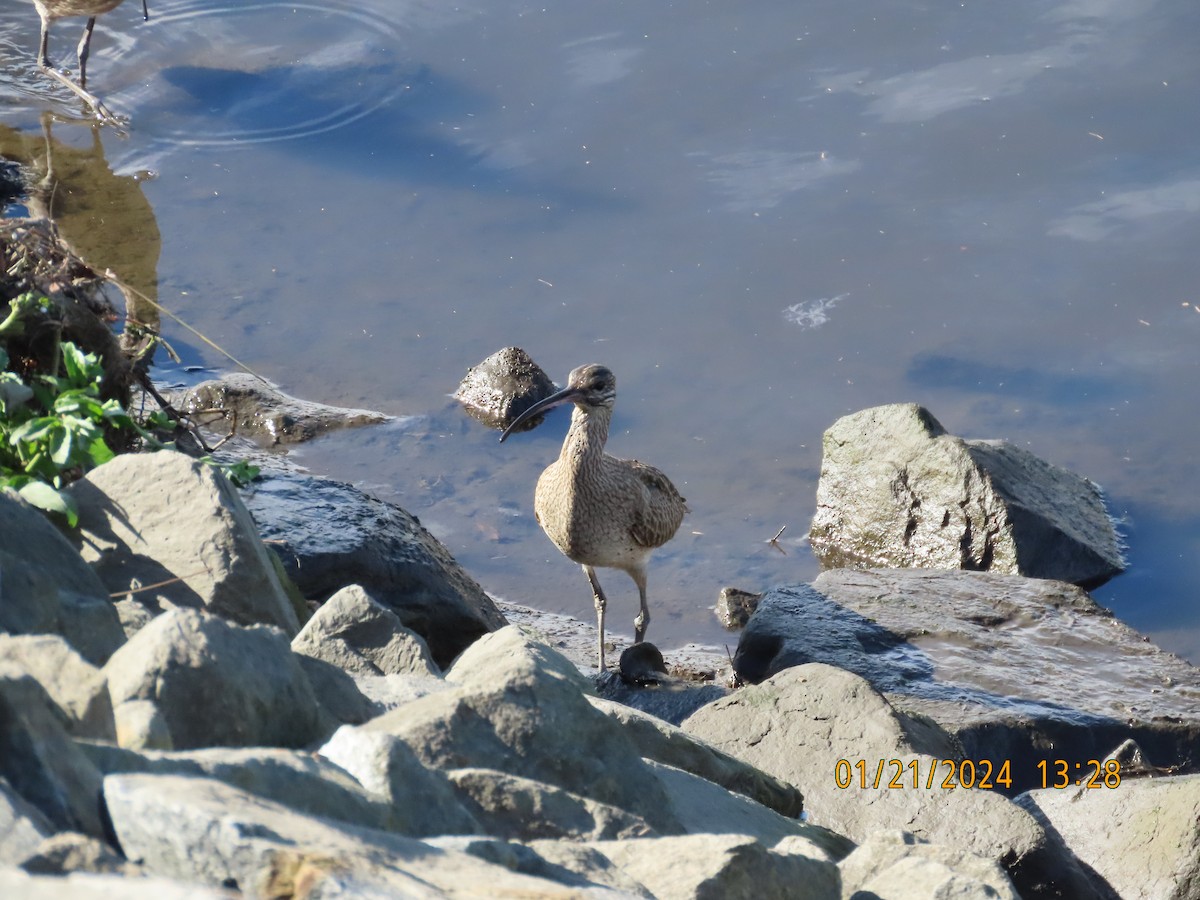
584,565,609,671
75,17,96,87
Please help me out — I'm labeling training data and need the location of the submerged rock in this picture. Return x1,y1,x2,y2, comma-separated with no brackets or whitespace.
175,372,391,447
453,347,556,431
808,403,1124,587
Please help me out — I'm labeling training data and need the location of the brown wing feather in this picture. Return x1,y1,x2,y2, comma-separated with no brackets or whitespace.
627,459,688,548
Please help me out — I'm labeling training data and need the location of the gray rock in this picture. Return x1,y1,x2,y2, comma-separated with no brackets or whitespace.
839,830,1020,899
808,403,1124,587
715,587,762,630
292,583,439,677
732,569,1200,788
1015,773,1200,900
103,772,610,897
80,742,397,834
453,346,557,431
242,467,506,668
0,776,54,864
65,451,301,636
19,831,140,876
294,653,380,725
588,695,804,818
524,840,656,897
445,767,655,840
682,664,1111,899
350,670,450,712
0,672,106,837
102,607,326,750
585,833,841,900
646,760,838,849
0,870,232,899
317,725,482,836
0,634,115,740
175,372,391,447
0,491,124,666
357,626,683,833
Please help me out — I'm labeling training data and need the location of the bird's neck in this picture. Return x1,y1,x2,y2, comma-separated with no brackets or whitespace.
562,404,611,467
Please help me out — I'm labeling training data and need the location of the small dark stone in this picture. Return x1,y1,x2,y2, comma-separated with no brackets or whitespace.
618,641,668,686
715,587,762,630
453,347,556,431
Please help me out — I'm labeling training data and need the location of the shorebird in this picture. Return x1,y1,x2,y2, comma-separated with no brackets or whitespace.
500,364,688,671
31,0,148,120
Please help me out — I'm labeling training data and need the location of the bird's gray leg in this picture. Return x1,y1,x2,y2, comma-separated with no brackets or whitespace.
583,565,608,671
632,569,650,643
76,18,97,88
37,17,53,69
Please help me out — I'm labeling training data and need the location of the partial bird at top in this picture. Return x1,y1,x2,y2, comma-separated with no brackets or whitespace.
501,363,688,671
31,0,149,122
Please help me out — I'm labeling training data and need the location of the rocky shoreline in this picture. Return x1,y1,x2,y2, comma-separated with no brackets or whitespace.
2,384,1199,898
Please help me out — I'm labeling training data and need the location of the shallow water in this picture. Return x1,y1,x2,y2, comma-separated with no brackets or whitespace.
1,0,1197,664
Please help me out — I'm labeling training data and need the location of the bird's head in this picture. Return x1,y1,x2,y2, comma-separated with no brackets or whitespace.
500,363,616,441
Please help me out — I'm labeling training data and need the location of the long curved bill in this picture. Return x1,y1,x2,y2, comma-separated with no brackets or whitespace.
498,385,584,442
142,0,149,20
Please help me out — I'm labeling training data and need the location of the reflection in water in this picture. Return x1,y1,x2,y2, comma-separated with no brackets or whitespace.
0,116,161,352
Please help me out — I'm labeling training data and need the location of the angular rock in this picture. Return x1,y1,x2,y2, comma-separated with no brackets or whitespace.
358,626,682,833
588,695,804,818
445,768,654,840
0,776,54,864
65,451,301,635
0,870,232,899
0,672,106,837
0,491,124,666
291,583,439,677
453,346,556,431
525,840,656,897
20,831,141,876
808,403,1124,587
733,569,1200,787
102,608,326,750
294,654,379,725
839,830,1020,899
682,664,1112,900
242,467,506,668
317,725,481,836
81,742,397,834
103,772,613,897
175,372,391,447
0,634,115,740
646,760,837,849
586,833,840,900
1016,773,1200,900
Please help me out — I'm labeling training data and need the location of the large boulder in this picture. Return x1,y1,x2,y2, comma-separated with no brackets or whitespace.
732,569,1200,787
0,491,125,665
0,634,115,740
0,672,106,838
242,467,506,668
102,608,326,750
808,403,1124,587
80,743,398,835
317,726,482,836
65,451,301,636
682,664,1113,899
839,830,1020,899
102,772,627,896
0,777,54,864
1016,773,1200,900
291,583,439,677
344,626,683,834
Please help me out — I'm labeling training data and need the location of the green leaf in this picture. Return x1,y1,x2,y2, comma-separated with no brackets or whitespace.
48,424,73,466
86,434,115,466
16,480,78,527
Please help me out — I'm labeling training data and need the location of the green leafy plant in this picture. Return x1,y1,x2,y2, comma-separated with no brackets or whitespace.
0,339,134,525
